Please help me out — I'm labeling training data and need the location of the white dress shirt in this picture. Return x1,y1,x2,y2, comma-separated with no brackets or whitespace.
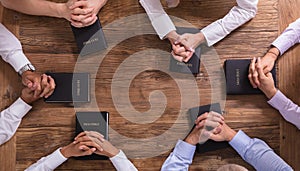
25,149,138,171
0,23,30,72
140,0,258,46
272,18,300,56
0,23,33,145
268,90,300,130
0,98,32,145
139,0,176,40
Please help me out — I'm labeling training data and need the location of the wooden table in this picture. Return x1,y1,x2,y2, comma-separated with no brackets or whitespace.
0,0,299,170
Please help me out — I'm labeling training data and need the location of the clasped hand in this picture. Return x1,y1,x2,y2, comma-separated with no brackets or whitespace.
60,131,120,158
21,71,55,104
248,56,277,99
168,31,206,62
62,0,107,28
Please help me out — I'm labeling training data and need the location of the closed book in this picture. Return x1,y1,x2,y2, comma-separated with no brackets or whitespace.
71,18,107,56
188,103,229,153
44,73,90,103
75,111,109,160
169,27,201,74
224,59,276,95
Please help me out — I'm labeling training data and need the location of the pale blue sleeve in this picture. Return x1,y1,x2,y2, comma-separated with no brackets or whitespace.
161,140,196,171
229,130,293,171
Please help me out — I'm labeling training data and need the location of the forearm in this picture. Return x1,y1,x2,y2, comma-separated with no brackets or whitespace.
201,0,258,46
229,131,293,171
109,150,138,171
161,140,195,171
139,0,176,40
25,148,67,171
0,23,31,72
272,18,300,55
268,90,300,129
1,0,65,18
0,98,31,145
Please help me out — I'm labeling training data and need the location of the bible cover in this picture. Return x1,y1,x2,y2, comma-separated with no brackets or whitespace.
189,103,229,153
71,18,107,56
224,59,276,95
75,111,109,160
169,27,201,74
44,73,90,103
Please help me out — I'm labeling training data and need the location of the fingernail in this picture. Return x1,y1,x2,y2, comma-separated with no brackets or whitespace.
73,141,77,144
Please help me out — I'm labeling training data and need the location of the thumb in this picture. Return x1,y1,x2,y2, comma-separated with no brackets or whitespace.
176,35,195,52
263,67,270,74
257,57,266,79
266,72,273,79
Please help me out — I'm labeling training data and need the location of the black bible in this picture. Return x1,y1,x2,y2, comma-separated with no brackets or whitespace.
188,103,229,153
71,18,107,56
169,27,201,74
224,59,276,95
44,73,90,103
75,111,109,160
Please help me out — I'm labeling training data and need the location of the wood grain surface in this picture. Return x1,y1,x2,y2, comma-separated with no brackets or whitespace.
277,0,300,170
0,0,299,170
0,7,22,171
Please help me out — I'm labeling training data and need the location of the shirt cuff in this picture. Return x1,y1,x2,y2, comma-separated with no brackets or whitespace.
45,148,68,170
200,21,225,47
173,140,196,161
109,150,128,169
151,15,176,40
8,50,31,73
8,98,32,119
271,40,288,56
229,130,251,158
268,90,288,111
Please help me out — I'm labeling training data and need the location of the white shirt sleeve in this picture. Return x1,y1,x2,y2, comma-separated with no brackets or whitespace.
0,23,31,72
25,148,68,171
139,0,176,40
268,90,300,130
109,150,138,171
0,98,32,145
201,0,258,46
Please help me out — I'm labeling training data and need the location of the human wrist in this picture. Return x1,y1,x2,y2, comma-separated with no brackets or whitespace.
107,148,120,158
60,146,72,158
166,30,179,42
267,47,280,60
184,132,199,146
264,87,277,99
195,32,205,46
19,64,35,76
56,3,68,19
225,128,237,142
20,95,32,105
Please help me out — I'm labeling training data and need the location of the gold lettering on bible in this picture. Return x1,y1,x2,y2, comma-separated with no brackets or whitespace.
83,38,99,45
236,69,240,86
83,123,100,126
77,80,81,96
176,62,193,67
